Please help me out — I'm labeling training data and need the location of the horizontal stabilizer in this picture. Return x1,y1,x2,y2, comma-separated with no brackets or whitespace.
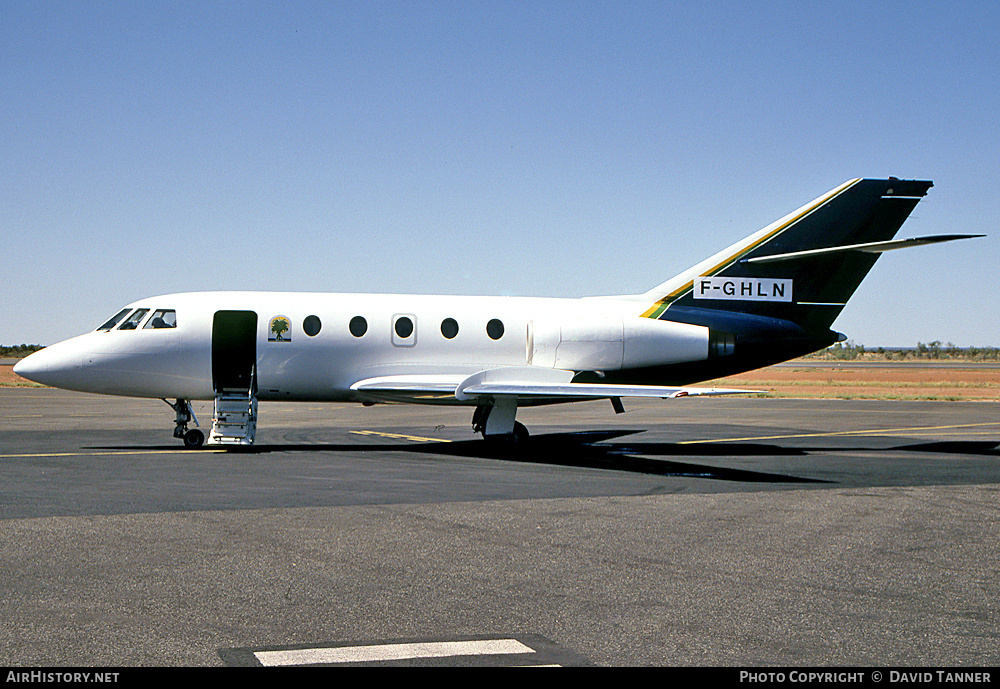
742,234,984,265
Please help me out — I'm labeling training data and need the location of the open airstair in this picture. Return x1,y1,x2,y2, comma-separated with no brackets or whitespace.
209,366,258,446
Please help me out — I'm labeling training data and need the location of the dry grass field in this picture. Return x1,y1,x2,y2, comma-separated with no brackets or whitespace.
0,364,42,388
706,362,1000,401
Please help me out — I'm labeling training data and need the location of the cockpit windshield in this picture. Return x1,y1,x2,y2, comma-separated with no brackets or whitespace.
96,308,131,331
144,309,177,329
118,309,149,330
95,307,176,332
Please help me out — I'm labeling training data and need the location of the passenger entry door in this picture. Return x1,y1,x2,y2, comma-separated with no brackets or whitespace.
212,311,257,393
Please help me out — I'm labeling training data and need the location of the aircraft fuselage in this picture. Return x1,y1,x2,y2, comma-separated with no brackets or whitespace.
15,291,713,403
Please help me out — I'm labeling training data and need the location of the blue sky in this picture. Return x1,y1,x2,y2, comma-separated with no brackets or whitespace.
2,1,998,346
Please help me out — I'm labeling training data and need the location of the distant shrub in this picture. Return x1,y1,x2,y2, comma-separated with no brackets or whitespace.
806,341,998,360
0,344,44,358
806,342,866,360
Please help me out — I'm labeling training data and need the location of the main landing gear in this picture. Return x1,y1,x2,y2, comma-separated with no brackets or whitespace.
165,398,205,449
472,398,529,451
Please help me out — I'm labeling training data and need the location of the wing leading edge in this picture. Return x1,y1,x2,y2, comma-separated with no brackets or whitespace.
351,367,758,404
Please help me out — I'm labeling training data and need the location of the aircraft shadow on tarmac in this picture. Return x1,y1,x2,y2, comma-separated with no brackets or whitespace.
890,440,1000,456
94,429,827,484
91,433,999,486
425,430,829,484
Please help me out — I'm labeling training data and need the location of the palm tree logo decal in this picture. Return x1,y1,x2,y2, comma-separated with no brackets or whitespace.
268,316,291,342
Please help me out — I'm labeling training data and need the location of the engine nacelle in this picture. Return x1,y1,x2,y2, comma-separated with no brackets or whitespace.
623,317,709,369
529,316,709,372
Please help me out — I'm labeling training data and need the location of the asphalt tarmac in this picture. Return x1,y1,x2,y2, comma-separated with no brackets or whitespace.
1,388,998,666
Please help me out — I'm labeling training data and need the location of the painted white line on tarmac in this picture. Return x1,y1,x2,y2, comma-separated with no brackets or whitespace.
254,638,535,666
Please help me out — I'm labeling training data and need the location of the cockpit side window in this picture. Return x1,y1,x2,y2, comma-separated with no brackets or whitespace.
144,309,177,329
96,308,132,332
118,308,149,330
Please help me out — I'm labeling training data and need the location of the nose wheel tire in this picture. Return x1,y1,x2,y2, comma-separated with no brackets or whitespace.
183,429,205,449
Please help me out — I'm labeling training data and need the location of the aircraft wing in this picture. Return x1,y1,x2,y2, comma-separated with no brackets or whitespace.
351,367,758,404
454,380,755,399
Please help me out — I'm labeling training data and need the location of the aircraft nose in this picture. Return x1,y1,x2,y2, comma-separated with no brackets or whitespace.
12,349,45,383
12,342,82,388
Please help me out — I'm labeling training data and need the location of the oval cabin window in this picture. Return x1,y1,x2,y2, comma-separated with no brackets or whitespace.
486,318,504,340
349,316,367,337
303,315,322,337
441,317,459,339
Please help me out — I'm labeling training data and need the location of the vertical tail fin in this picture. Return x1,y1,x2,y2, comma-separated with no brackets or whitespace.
641,178,934,332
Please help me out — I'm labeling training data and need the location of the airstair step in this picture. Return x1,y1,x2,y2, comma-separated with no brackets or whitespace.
209,392,258,446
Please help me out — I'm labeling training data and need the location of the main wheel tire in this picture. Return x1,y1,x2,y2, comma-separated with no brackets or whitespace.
483,422,529,454
183,429,205,449
511,421,529,448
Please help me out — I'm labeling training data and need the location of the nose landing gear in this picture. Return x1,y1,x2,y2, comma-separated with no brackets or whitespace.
164,398,205,448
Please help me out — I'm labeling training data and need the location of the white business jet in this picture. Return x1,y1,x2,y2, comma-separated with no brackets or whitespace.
14,178,979,449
